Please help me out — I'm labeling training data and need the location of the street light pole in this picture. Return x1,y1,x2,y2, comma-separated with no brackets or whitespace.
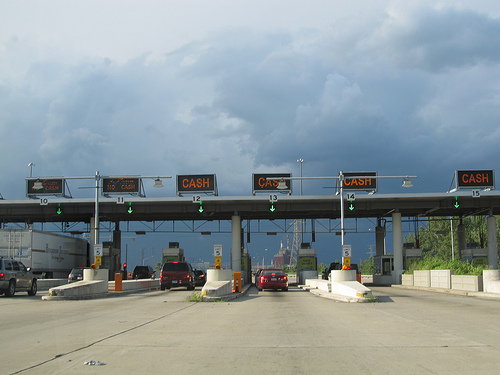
297,158,304,244
339,171,345,246
94,171,100,247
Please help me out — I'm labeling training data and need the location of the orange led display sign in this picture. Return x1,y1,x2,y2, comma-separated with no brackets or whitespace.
26,178,65,196
177,174,217,195
456,170,494,189
342,172,378,192
102,177,141,194
252,173,292,194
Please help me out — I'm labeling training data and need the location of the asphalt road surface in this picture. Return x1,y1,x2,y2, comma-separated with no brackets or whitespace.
1,286,500,374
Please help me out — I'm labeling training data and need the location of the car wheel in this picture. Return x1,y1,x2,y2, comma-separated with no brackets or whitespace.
6,280,15,297
28,279,37,296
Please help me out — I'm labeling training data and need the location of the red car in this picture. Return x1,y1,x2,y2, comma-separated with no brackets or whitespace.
257,269,288,291
160,261,196,290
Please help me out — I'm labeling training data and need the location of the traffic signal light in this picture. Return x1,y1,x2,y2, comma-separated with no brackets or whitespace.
454,196,460,209
198,201,204,213
127,202,133,214
348,200,355,211
57,203,62,215
123,263,127,272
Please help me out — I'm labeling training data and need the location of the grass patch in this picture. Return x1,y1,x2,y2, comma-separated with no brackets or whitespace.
405,256,490,275
187,292,203,302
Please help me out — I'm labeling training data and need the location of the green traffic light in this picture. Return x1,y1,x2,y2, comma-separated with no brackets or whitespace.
454,197,460,209
199,201,204,213
128,202,133,214
57,203,62,215
348,201,355,211
270,202,276,212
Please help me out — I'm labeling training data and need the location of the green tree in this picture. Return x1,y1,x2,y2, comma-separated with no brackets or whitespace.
359,257,374,274
404,216,500,263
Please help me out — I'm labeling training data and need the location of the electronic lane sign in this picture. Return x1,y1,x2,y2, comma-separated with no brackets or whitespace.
252,173,292,195
456,170,495,190
342,172,378,192
26,178,65,197
177,174,218,196
102,177,141,195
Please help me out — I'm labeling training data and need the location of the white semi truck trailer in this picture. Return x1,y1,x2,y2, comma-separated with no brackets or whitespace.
0,229,88,278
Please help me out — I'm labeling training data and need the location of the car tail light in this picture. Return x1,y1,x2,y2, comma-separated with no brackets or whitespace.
0,272,4,280
284,276,287,281
187,274,190,279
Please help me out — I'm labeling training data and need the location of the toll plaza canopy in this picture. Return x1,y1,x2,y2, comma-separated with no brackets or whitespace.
1,191,500,224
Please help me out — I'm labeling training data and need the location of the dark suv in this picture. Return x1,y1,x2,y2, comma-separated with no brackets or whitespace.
160,261,195,290
0,258,37,297
132,265,155,279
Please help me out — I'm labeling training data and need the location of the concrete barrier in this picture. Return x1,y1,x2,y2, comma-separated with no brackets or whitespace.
402,274,414,286
304,278,330,292
202,281,232,300
451,275,483,292
43,280,108,299
483,270,500,294
207,269,233,282
299,270,318,285
431,270,453,289
111,279,160,291
37,279,68,290
413,270,431,287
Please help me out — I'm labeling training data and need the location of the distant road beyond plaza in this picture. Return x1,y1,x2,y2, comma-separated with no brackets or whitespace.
2,286,500,374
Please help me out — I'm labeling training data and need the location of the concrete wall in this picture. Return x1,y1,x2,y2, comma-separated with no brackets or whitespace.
413,270,431,287
431,270,453,289
451,275,483,292
483,270,500,294
402,274,414,286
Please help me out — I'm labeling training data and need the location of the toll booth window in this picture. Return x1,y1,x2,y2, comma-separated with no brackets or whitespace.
382,258,392,276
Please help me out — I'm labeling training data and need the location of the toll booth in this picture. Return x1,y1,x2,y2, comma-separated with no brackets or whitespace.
373,255,394,285
102,241,121,280
461,243,488,266
403,243,422,269
162,242,185,263
241,248,251,284
297,243,317,285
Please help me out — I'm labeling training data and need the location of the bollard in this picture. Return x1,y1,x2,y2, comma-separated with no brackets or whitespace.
115,273,122,292
233,272,242,293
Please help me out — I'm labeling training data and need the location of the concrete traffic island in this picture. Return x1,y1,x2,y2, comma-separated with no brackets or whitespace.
302,270,374,302
42,269,109,300
201,269,251,301
42,269,160,300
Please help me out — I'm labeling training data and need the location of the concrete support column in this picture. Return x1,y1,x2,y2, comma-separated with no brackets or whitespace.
487,215,498,269
113,222,122,274
376,219,386,256
457,221,466,259
392,212,403,284
231,214,241,272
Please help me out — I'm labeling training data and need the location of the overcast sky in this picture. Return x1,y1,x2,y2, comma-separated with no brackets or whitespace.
1,1,500,267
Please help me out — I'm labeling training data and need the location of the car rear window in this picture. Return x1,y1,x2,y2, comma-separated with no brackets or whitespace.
263,270,285,276
162,262,189,272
